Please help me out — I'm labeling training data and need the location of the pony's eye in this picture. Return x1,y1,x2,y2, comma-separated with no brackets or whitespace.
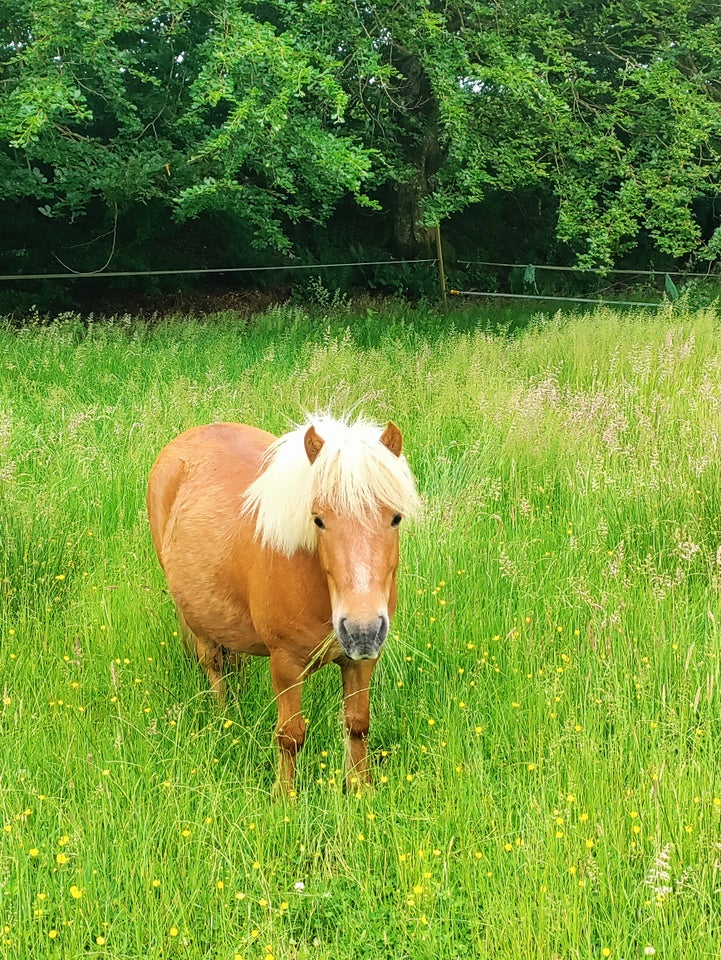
314,516,325,529
391,514,402,528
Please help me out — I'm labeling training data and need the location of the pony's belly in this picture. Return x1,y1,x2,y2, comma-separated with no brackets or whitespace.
205,616,269,656
223,635,270,657
179,594,269,656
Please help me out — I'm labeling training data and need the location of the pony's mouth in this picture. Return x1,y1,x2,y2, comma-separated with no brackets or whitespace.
335,614,388,660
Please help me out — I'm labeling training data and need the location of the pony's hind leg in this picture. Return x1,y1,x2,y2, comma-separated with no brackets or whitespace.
196,635,226,701
223,649,250,689
177,609,226,701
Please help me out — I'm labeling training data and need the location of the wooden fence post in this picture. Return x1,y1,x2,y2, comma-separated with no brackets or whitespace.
435,223,447,308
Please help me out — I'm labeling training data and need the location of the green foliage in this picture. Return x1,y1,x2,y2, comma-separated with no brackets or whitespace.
0,0,376,251
0,0,719,272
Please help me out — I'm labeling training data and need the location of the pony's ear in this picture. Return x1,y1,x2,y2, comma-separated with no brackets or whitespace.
379,421,403,457
304,425,325,464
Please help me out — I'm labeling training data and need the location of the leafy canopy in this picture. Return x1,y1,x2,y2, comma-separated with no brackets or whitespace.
1,0,719,265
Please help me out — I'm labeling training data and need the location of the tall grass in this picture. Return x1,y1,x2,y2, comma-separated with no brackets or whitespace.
1,302,721,959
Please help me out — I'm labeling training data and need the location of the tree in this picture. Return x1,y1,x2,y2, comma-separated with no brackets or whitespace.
0,0,376,267
286,0,721,265
1,0,719,277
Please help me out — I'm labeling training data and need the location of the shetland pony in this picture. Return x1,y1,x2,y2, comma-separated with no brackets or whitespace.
147,415,420,793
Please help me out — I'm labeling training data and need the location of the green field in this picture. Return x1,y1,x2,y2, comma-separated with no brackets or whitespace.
1,302,720,959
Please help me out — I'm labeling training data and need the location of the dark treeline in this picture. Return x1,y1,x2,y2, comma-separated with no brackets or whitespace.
1,0,720,313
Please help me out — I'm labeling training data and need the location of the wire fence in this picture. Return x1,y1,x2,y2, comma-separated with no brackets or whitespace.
449,257,719,308
0,258,435,283
2,249,718,310
449,290,664,308
456,260,719,279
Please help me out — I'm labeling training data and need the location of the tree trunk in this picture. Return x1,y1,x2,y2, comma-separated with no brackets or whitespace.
392,173,435,259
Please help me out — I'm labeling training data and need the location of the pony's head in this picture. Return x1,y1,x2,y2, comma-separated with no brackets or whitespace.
243,414,421,660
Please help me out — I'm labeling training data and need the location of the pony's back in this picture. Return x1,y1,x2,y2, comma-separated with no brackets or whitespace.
147,422,272,569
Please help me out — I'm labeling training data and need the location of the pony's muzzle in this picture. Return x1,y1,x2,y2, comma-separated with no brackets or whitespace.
336,614,388,660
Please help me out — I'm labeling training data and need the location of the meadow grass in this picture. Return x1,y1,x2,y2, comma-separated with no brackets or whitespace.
1,300,721,959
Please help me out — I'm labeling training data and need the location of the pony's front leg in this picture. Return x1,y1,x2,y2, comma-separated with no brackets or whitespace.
340,658,377,791
269,651,307,796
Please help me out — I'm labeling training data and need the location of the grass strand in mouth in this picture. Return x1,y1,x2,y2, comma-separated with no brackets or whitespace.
1,301,720,959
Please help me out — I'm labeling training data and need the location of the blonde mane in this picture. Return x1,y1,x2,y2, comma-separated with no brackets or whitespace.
242,414,421,556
